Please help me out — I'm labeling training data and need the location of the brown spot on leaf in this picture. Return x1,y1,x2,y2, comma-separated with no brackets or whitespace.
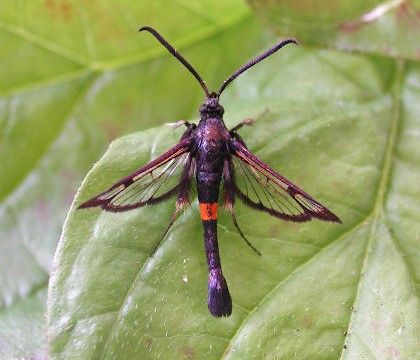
185,347,195,359
303,315,312,328
44,0,73,21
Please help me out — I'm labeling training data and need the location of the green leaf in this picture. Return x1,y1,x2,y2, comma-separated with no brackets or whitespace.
1,0,419,358
0,0,267,358
248,0,420,59
49,44,420,359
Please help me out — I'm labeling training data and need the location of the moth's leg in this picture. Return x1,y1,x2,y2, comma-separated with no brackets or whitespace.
222,159,261,256
149,154,195,256
229,118,254,133
229,109,269,146
166,120,197,140
166,120,190,128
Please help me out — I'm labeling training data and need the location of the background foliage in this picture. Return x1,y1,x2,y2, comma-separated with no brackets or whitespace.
0,0,419,359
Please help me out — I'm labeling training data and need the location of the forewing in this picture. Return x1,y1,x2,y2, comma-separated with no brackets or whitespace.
79,137,193,212
230,139,341,223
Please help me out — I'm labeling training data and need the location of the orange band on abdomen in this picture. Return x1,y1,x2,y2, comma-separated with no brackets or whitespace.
199,203,218,221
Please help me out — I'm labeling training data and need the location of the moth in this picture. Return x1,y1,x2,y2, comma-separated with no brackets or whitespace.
79,26,341,317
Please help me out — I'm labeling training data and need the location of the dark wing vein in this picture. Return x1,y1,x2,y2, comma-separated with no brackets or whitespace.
79,137,193,212
230,139,341,223
110,155,185,207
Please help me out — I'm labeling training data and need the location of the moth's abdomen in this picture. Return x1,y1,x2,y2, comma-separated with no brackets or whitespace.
203,219,232,317
208,267,232,317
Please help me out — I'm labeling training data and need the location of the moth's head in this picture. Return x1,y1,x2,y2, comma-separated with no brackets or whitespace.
200,92,224,118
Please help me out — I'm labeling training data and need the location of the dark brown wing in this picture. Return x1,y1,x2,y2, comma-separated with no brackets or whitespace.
78,137,193,212
229,139,341,223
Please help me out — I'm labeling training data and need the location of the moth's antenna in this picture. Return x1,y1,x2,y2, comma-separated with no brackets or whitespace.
139,26,210,98
217,38,299,97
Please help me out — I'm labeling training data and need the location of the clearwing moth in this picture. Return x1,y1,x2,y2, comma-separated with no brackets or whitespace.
79,27,341,317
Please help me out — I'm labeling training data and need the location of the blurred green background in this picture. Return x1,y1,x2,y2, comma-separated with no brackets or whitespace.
0,0,419,359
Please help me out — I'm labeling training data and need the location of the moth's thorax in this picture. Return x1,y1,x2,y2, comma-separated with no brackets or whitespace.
193,114,230,179
195,117,229,154
196,93,229,157
194,115,228,198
